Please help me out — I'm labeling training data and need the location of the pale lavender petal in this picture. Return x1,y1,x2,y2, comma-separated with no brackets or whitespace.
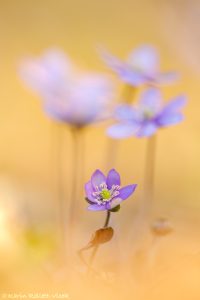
100,48,146,86
162,95,187,113
100,48,125,74
119,184,137,200
107,123,138,139
19,49,71,96
41,49,71,77
87,204,107,211
19,59,50,95
157,72,179,84
128,45,159,76
106,169,121,189
156,95,186,126
156,113,184,127
43,96,70,122
107,198,123,209
115,105,138,122
139,88,162,114
136,122,157,137
107,61,146,86
91,169,106,188
119,69,146,86
85,181,96,202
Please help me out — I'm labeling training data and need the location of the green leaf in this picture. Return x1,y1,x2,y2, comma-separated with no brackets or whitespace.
109,204,121,212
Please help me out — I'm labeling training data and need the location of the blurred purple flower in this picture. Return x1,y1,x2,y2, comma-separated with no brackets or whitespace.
107,88,187,138
101,45,178,87
19,49,114,126
85,169,137,211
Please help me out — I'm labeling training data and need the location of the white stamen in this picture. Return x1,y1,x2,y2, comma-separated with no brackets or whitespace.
92,182,121,205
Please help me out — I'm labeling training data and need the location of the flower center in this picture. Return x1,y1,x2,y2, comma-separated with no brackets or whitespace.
92,183,121,205
100,189,111,201
143,109,154,119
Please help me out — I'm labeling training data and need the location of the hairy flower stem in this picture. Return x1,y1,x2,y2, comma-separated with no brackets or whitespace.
122,84,137,104
68,127,82,253
143,134,157,221
104,210,111,227
88,211,111,273
128,135,157,256
52,123,66,262
78,127,85,199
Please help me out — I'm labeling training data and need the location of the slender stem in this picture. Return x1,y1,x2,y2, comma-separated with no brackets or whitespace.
122,84,137,104
68,127,80,250
51,123,66,260
104,210,111,228
143,134,157,219
67,126,85,260
88,211,111,273
128,135,157,254
77,127,85,202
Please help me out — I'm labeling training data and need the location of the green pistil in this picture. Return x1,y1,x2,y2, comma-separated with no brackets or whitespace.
100,189,111,201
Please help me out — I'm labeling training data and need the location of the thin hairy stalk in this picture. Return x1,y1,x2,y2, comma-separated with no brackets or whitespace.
122,84,137,104
52,123,66,261
87,211,111,273
143,134,157,219
128,135,157,254
77,127,85,203
68,127,80,250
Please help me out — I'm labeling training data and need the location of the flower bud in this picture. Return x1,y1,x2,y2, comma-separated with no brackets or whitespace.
151,217,173,236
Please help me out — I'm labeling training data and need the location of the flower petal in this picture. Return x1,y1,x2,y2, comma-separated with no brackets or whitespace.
106,169,121,189
157,72,179,84
162,95,187,113
91,169,106,188
107,123,138,139
108,198,123,209
156,95,187,127
119,69,146,86
156,113,184,127
136,122,157,137
85,181,96,202
128,45,159,76
139,88,162,114
100,48,125,74
19,49,71,96
100,48,146,86
87,204,107,211
115,105,138,122
119,184,137,200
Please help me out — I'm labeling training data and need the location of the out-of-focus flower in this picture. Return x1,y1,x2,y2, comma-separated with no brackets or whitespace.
151,217,173,236
85,169,137,211
19,49,114,127
107,88,187,138
101,45,178,87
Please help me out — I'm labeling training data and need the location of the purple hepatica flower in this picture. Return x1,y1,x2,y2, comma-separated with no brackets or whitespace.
19,49,114,127
101,45,178,87
107,88,187,138
85,169,137,211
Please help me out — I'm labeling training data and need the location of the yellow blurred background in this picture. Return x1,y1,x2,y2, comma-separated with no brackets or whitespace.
0,0,200,299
